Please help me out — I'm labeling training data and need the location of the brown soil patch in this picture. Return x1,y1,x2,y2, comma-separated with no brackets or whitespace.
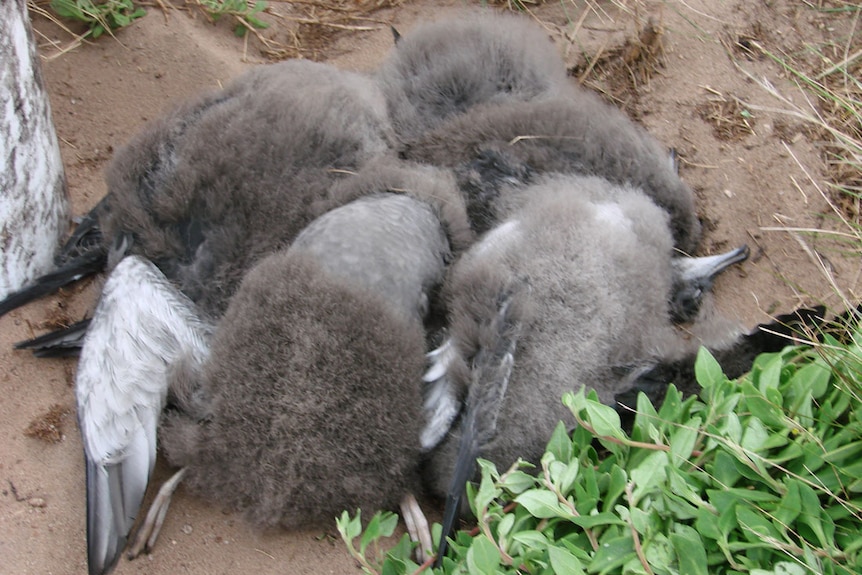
24,403,72,444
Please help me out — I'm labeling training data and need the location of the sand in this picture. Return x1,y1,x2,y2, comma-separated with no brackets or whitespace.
1,1,858,574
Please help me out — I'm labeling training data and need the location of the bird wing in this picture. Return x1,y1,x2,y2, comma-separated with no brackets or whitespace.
421,337,462,451
76,255,212,575
436,277,528,565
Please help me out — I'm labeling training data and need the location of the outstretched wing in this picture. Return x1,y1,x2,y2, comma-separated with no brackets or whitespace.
76,255,212,575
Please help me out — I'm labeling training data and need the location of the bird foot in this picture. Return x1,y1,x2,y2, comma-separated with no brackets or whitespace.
400,493,433,564
128,467,187,559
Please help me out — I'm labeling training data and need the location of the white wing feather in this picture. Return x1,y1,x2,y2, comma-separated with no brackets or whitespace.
76,255,212,575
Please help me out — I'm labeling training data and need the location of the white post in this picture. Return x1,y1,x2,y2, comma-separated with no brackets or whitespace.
0,0,70,299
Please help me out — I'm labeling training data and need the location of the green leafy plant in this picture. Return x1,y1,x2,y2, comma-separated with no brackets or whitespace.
339,323,862,574
49,0,146,38
194,0,269,37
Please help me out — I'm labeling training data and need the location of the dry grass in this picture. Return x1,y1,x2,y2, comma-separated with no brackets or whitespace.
696,91,756,141
27,0,402,61
714,3,861,309
569,16,664,117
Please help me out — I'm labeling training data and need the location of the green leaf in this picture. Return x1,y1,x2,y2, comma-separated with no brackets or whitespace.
709,487,780,504
496,513,515,551
570,512,627,529
581,463,600,503
466,534,501,575
628,506,652,535
548,544,586,575
736,506,781,542
788,360,831,401
695,346,726,389
750,561,809,575
474,460,502,515
511,530,550,548
360,511,398,554
336,509,362,542
384,532,416,563
695,507,722,541
658,384,683,423
667,466,708,508
563,389,586,415
823,440,862,465
603,465,628,511
515,489,575,519
717,499,737,536
797,482,834,549
669,417,700,466
630,450,669,504
670,525,708,575
741,415,770,453
585,399,626,440
547,420,574,462
710,450,742,488
556,458,580,495
587,534,635,573
756,352,784,392
742,381,786,429
773,478,802,530
632,391,660,443
500,469,537,495
643,532,675,570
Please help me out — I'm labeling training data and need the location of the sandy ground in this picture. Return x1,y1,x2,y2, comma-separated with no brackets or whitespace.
1,1,859,574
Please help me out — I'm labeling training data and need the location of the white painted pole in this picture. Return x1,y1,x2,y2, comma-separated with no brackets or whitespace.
1,0,70,299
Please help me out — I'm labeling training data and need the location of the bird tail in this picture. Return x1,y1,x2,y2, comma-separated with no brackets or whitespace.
14,318,91,357
0,199,110,318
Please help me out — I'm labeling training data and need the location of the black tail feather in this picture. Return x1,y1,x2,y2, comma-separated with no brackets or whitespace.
15,319,92,357
436,412,477,566
0,250,107,318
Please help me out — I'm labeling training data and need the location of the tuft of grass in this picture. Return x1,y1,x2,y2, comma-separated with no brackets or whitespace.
696,90,757,141
720,19,861,312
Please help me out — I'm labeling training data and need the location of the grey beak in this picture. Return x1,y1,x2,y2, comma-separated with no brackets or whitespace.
671,244,750,322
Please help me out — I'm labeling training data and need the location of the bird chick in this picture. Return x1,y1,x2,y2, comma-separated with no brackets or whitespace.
423,174,744,558
157,162,468,537
376,11,572,146
406,98,703,254
0,59,395,319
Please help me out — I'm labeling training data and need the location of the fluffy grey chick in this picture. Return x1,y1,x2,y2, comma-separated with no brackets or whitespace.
376,11,572,146
405,97,703,254
0,58,395,320
158,162,469,535
423,174,744,556
103,59,398,317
